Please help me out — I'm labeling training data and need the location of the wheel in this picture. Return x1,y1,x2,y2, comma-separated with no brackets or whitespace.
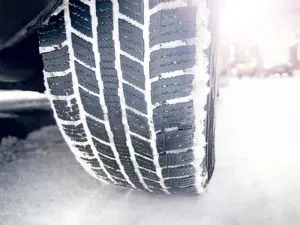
38,0,216,194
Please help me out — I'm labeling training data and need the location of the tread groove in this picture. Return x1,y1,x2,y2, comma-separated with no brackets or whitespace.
91,0,136,187
63,0,115,183
96,0,148,190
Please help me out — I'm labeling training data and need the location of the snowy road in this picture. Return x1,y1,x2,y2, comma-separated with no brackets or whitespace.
1,77,300,225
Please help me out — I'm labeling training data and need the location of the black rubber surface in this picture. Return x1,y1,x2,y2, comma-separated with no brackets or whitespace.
153,101,194,131
42,46,70,72
53,98,80,121
121,55,145,89
150,6,196,46
48,73,74,96
39,11,66,47
79,87,104,119
75,61,100,93
119,0,144,24
150,46,196,78
151,75,194,104
70,0,93,37
76,144,93,157
62,123,87,142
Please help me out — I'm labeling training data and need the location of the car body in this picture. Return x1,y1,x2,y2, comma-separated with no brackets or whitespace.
235,59,259,77
0,0,61,91
0,0,62,52
264,62,294,76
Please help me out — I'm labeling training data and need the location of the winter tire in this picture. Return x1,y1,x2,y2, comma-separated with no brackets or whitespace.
39,0,216,194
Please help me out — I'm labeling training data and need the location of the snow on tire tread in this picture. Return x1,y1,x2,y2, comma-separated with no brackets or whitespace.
39,0,211,194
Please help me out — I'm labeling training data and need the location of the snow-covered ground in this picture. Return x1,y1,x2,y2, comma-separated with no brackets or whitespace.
1,77,300,225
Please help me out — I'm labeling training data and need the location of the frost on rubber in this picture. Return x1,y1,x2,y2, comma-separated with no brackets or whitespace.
39,0,213,194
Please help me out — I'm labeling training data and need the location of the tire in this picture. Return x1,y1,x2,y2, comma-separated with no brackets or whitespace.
38,0,215,194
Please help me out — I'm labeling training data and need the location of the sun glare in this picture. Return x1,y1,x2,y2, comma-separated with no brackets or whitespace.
219,0,294,67
220,0,276,42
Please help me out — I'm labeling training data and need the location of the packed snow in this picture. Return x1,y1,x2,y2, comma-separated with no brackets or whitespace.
1,77,300,225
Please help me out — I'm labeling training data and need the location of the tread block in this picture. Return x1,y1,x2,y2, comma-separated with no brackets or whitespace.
97,30,113,42
47,73,73,96
104,91,122,107
96,0,146,190
70,0,92,37
121,55,145,89
86,116,109,142
104,166,125,179
118,157,137,173
153,101,194,131
144,179,162,189
39,11,66,46
112,134,131,158
140,168,160,181
118,156,134,170
75,61,99,94
123,83,147,114
130,135,153,158
126,110,150,139
165,175,195,188
98,154,120,170
168,185,198,194
105,103,131,158
101,67,118,90
113,177,131,188
148,188,166,194
80,157,101,168
159,149,194,167
96,0,113,43
75,144,94,157
91,168,109,178
162,164,195,178
96,1,113,28
62,124,87,142
53,98,80,121
149,0,180,9
98,43,115,61
79,87,104,120
96,2,115,64
156,129,194,152
96,2,113,42
72,34,95,67
135,155,156,172
150,7,196,46
119,0,144,24
118,157,147,190
151,75,194,104
119,19,144,61
92,138,114,158
42,46,70,72
150,45,195,78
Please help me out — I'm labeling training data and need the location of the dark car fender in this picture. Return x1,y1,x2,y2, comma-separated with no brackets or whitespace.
0,0,62,52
